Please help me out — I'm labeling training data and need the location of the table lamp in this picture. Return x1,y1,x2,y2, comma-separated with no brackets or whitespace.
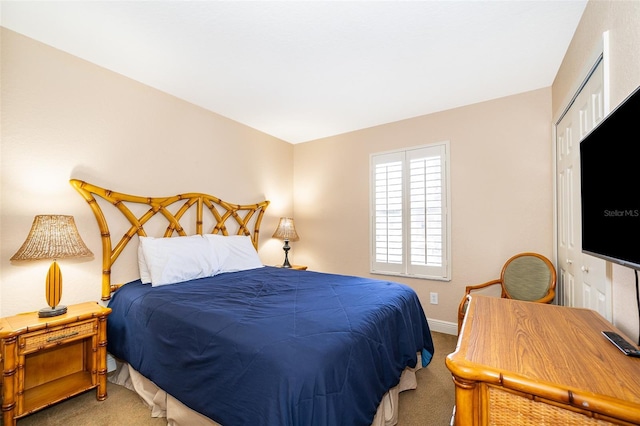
11,215,93,317
272,217,300,268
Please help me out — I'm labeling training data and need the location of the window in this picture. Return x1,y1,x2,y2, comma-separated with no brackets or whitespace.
370,142,450,280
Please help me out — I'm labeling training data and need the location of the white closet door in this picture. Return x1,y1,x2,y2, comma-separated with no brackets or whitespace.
556,60,611,320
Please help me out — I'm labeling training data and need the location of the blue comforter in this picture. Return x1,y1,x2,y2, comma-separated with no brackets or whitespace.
107,267,434,426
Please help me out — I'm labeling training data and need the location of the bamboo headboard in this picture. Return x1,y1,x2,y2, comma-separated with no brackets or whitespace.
70,179,270,300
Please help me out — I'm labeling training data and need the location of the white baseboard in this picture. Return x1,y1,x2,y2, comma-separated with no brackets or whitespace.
427,318,458,336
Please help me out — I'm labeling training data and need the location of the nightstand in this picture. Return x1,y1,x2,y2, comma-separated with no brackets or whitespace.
275,265,308,270
0,302,111,426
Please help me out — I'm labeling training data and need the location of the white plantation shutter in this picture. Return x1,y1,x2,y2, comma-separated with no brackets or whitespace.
371,143,450,280
373,152,404,273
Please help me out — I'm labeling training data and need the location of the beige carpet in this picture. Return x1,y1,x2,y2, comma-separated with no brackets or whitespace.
11,332,457,426
397,332,458,425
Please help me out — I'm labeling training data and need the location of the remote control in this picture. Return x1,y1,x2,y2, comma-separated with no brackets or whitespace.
602,331,640,357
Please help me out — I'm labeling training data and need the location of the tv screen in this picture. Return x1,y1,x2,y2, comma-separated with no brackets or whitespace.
580,85,640,270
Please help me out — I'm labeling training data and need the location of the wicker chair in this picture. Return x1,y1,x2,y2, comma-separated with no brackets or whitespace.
457,252,557,334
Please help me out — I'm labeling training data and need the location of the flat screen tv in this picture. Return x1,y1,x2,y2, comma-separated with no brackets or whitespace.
580,85,640,270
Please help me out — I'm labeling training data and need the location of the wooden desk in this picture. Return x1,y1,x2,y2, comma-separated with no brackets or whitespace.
0,302,111,426
446,295,640,425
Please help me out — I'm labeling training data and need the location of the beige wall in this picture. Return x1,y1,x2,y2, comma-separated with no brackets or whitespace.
0,26,557,331
3,0,639,336
293,88,555,327
0,28,293,316
552,0,640,339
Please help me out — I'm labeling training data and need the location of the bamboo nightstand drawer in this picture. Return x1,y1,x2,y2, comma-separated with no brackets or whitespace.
19,319,97,354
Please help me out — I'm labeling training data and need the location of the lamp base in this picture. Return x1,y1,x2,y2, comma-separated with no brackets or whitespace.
38,305,67,318
281,239,292,268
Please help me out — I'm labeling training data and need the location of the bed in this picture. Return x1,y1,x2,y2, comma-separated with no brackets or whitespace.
71,179,435,426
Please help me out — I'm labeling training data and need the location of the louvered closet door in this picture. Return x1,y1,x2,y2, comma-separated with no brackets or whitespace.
556,59,611,320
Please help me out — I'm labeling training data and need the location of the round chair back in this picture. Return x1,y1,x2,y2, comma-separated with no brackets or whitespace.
502,254,554,301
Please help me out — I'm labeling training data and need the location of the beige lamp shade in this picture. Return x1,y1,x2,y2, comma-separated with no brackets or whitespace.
11,215,93,261
272,217,300,242
11,215,93,317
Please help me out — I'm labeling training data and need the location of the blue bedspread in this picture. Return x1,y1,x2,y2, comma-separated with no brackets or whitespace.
107,267,434,426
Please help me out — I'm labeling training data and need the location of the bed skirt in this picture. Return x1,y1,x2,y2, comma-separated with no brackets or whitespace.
108,354,423,426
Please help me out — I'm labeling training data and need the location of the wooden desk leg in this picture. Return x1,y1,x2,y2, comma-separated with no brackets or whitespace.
2,336,18,426
452,375,478,425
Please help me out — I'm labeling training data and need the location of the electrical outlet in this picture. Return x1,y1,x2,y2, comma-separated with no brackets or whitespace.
430,292,438,305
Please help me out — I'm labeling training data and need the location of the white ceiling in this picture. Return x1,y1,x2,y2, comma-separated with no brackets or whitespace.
1,1,587,144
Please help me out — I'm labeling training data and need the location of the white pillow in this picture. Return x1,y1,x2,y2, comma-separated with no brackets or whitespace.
140,235,221,287
205,234,264,273
138,243,152,284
